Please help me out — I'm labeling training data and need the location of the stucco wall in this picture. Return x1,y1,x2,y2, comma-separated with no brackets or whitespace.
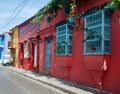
38,0,120,93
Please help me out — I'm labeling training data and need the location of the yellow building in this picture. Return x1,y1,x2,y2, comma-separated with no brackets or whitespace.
8,26,19,67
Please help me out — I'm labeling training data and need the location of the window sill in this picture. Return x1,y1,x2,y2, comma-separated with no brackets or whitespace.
56,54,72,57
83,52,111,55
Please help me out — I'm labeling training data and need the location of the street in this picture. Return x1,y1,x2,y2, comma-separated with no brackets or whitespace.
0,68,67,94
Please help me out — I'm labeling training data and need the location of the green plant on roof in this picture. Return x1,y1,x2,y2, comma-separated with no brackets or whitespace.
32,0,120,30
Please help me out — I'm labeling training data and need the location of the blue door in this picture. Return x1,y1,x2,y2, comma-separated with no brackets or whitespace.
0,48,3,61
0,48,2,59
46,38,52,69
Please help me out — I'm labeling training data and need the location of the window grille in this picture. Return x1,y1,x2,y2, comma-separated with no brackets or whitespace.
84,10,111,54
56,23,73,55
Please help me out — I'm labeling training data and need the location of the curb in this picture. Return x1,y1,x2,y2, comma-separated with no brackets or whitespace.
3,66,114,94
4,67,77,94
22,74,77,94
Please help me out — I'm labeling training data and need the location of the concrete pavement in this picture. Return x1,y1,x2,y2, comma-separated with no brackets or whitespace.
0,67,67,94
0,64,114,94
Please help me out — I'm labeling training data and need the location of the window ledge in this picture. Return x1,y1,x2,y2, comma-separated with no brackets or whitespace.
83,52,111,55
56,54,72,57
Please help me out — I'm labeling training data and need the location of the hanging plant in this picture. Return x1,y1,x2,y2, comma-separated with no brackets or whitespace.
76,0,82,31
55,47,62,54
83,29,102,42
68,16,76,30
55,40,69,54
32,0,64,24
110,0,120,10
32,0,77,25
64,5,71,14
32,0,119,32
67,0,77,19
32,10,46,24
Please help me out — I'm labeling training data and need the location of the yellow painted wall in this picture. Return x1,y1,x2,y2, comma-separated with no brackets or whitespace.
10,27,19,67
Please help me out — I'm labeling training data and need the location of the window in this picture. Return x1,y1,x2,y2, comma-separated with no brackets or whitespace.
0,36,3,46
56,23,73,55
84,10,111,54
24,42,30,58
0,37,2,41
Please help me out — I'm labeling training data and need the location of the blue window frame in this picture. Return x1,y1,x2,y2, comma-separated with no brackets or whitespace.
84,10,111,54
0,36,3,47
56,23,73,55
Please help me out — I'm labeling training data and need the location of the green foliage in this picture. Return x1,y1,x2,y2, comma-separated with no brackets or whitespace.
32,0,65,24
55,47,63,54
32,10,46,24
32,0,77,24
32,0,120,30
83,28,102,42
111,0,120,10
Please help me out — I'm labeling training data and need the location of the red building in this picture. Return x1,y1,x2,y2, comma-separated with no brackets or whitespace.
17,0,120,93
18,16,40,72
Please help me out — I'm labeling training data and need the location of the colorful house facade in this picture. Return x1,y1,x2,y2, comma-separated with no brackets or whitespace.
36,0,120,93
15,0,120,93
0,34,4,63
0,32,10,63
8,27,19,66
18,16,40,72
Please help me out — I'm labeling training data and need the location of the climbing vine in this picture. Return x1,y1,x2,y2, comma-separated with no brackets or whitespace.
32,0,120,54
32,0,78,26
32,0,120,29
110,0,120,10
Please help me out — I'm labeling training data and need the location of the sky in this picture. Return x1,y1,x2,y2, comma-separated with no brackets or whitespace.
0,0,51,33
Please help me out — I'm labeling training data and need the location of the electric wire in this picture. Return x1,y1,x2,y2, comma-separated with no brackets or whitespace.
9,0,31,23
6,0,27,23
2,0,29,28
2,0,31,28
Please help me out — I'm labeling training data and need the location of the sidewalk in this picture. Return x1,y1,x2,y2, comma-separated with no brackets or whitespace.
0,64,113,94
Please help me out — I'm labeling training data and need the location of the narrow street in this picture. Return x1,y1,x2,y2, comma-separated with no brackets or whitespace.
0,67,67,94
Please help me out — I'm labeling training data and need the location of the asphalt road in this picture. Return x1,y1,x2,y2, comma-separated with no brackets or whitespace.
0,68,68,94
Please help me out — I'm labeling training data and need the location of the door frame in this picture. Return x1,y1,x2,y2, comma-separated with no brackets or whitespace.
34,43,37,67
45,37,52,69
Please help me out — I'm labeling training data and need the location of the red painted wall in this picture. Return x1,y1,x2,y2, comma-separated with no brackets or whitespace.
38,8,73,78
38,27,56,73
80,0,120,93
37,0,120,93
18,17,40,71
19,17,39,42
103,11,120,93
15,0,120,93
40,9,68,31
